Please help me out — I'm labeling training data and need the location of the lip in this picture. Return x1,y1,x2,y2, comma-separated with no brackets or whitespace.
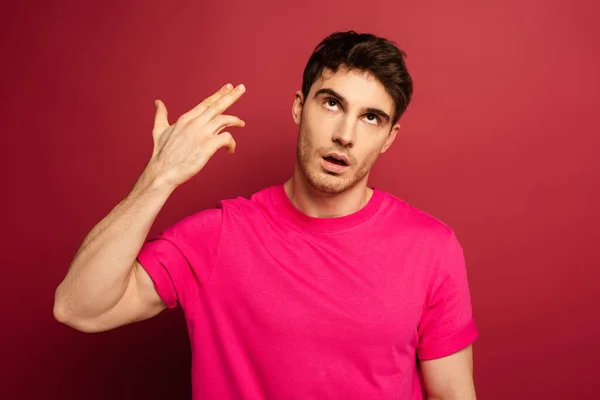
321,156,349,174
323,152,349,166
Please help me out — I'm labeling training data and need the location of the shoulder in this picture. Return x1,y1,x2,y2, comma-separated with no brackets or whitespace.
158,185,277,239
216,184,278,217
377,189,455,242
175,185,275,224
163,207,223,237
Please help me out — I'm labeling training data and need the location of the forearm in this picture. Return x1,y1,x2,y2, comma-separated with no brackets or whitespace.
54,168,173,322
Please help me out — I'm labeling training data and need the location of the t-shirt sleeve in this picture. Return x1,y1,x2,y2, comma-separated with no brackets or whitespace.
416,231,478,360
136,207,223,310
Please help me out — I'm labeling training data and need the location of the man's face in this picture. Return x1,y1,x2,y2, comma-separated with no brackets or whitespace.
292,67,400,194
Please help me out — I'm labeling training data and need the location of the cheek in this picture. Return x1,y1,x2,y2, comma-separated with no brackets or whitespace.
304,106,337,133
301,119,330,146
357,143,385,165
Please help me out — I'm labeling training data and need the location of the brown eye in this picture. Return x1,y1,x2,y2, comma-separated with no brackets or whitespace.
366,114,380,123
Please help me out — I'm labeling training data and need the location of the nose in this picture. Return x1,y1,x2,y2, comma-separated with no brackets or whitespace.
332,118,355,147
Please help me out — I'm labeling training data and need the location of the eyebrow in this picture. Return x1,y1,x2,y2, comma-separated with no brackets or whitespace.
313,88,392,123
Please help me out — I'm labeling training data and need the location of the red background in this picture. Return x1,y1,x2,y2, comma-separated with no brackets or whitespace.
2,0,599,399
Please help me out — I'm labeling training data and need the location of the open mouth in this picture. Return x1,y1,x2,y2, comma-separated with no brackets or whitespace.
323,155,348,166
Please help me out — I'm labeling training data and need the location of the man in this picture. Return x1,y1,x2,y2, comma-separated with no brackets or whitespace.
54,31,478,399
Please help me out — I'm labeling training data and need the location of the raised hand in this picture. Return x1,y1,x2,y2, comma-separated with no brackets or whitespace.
146,83,247,189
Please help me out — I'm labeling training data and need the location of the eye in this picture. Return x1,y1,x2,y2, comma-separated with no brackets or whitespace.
364,113,381,125
323,98,339,110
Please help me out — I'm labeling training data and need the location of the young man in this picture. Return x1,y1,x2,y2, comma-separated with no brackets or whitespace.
54,31,478,399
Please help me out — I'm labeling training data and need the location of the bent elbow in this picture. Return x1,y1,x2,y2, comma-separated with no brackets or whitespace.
53,295,102,333
54,309,102,333
53,288,71,324
53,301,68,324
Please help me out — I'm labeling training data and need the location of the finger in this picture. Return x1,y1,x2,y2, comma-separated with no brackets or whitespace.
183,83,234,121
201,84,246,121
153,99,169,133
211,132,237,154
204,114,245,135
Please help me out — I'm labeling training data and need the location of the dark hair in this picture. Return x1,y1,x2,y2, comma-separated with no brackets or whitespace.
301,30,413,124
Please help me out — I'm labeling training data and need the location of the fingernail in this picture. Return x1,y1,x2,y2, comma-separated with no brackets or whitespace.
154,100,158,107
224,83,233,90
237,84,245,91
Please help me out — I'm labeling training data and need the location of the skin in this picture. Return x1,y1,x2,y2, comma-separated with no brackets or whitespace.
53,69,476,399
285,67,399,218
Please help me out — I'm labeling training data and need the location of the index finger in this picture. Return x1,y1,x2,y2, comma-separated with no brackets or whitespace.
201,84,246,121
185,83,234,120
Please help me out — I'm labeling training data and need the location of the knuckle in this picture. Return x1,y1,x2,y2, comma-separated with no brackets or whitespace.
177,113,190,124
202,93,217,104
207,100,221,111
220,116,235,125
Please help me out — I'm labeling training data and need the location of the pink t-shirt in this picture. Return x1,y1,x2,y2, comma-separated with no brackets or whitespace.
137,184,478,399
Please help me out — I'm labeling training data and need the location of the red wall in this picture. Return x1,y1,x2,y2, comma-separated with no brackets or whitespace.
3,1,599,398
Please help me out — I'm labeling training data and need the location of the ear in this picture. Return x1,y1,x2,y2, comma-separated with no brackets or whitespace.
380,122,401,154
292,90,304,125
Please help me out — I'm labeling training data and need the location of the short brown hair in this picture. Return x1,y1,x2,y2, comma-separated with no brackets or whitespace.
301,31,413,124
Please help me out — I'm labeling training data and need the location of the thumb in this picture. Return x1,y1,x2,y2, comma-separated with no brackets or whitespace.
153,99,169,133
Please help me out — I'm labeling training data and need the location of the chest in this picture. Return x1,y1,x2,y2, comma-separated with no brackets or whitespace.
205,230,430,352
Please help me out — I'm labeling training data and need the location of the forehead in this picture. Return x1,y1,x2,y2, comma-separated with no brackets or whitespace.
310,68,394,114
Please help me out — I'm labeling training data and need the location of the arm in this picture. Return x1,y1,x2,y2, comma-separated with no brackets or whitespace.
420,345,476,400
53,173,174,333
417,231,479,399
53,83,246,332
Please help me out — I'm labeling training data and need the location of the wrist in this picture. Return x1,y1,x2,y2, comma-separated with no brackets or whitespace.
132,164,177,198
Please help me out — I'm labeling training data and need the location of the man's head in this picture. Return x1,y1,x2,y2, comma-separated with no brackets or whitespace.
292,31,413,195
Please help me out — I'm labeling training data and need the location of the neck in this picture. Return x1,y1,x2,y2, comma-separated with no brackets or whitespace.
284,166,373,219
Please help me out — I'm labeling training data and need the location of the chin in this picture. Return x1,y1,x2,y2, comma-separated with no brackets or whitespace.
311,178,349,195
301,164,359,195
